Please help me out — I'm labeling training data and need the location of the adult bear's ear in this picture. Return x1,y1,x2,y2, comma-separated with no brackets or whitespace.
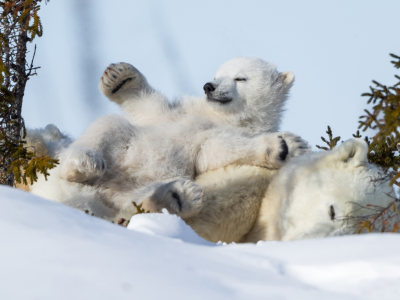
324,138,369,168
281,71,295,89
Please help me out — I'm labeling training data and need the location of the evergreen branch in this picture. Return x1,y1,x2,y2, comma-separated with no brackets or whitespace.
1,0,49,186
316,126,341,150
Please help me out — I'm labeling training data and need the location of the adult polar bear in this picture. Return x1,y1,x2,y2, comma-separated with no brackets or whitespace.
184,139,394,242
32,57,309,221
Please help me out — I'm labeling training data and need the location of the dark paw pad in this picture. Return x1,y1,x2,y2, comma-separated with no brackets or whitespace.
111,77,133,94
279,138,289,161
171,191,182,212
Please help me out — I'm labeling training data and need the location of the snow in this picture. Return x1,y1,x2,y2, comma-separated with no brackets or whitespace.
1,186,399,300
127,209,212,246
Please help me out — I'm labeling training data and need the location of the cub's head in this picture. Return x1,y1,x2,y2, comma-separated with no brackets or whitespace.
203,57,294,131
270,139,394,241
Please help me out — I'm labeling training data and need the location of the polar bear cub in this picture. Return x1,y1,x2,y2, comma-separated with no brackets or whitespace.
185,139,394,242
36,58,309,221
37,117,308,221
99,57,294,134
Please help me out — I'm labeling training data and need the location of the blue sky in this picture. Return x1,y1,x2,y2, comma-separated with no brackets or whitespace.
23,0,400,148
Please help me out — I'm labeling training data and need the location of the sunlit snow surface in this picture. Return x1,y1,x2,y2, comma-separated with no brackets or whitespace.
1,186,399,300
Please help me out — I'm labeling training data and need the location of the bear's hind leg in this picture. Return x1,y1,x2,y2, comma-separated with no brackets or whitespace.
60,147,106,183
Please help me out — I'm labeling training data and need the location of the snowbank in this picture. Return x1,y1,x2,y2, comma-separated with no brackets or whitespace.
1,185,399,300
127,209,212,245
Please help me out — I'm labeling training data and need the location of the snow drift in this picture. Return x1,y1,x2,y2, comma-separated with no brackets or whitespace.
1,186,399,300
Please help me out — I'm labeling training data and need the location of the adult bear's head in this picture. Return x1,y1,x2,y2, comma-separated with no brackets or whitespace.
265,138,394,241
203,57,294,132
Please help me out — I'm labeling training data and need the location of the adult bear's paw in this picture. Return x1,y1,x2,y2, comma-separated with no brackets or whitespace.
99,62,145,98
60,149,107,183
146,180,204,219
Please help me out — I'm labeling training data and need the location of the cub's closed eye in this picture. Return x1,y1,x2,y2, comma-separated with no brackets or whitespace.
234,78,246,82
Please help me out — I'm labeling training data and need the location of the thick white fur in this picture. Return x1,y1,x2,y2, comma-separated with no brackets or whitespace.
99,57,294,133
30,135,393,243
33,139,393,242
187,139,394,243
31,58,309,221
31,119,309,221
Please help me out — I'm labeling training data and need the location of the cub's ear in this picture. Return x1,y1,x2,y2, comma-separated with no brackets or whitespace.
281,71,295,89
326,138,369,167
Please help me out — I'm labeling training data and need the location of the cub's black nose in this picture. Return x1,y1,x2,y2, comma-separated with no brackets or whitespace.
203,82,216,95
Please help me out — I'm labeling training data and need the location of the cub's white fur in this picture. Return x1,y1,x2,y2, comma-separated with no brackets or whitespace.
31,119,308,221
187,139,394,242
99,57,294,133
30,57,309,221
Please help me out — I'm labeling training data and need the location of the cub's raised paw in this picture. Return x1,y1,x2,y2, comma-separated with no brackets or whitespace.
258,132,310,169
60,149,107,183
146,180,204,219
99,62,147,99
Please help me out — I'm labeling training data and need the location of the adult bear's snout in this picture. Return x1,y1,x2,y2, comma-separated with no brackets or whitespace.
203,82,216,95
